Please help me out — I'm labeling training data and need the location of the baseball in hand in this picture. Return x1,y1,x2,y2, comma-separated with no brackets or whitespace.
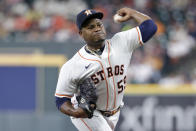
113,14,123,23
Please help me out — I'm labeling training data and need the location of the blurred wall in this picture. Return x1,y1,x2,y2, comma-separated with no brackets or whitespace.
0,41,80,131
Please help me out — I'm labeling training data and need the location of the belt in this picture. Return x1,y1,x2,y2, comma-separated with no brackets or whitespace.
99,107,120,117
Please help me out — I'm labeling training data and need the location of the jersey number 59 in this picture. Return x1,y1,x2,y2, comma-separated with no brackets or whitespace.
117,76,127,94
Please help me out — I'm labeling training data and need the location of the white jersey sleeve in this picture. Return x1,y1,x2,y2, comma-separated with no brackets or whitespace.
110,27,143,53
55,60,77,98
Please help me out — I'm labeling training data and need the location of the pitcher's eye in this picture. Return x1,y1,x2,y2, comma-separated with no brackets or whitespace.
88,25,95,29
97,23,103,27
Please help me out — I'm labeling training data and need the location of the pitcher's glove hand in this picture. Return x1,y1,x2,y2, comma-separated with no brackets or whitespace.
76,78,97,118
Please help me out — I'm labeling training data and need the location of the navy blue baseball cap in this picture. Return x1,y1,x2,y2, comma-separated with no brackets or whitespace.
76,9,103,30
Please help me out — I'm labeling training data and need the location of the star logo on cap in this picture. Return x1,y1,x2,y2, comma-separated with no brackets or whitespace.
84,10,92,16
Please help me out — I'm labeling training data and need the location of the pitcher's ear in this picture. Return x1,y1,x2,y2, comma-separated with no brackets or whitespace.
79,30,82,36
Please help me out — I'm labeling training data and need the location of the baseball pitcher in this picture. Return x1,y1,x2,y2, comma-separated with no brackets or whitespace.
55,7,157,131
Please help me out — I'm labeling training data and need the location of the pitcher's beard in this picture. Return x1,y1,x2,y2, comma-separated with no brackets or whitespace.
95,39,105,43
93,39,105,47
88,39,105,49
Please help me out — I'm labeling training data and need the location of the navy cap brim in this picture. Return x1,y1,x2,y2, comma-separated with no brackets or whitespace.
79,12,103,29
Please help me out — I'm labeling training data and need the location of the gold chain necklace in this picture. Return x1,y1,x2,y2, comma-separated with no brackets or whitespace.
86,46,101,58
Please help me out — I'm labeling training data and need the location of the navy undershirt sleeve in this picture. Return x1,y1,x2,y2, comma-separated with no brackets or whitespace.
139,19,157,43
56,96,71,110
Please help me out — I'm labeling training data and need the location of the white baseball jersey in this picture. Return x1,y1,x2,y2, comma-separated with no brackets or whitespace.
55,26,143,130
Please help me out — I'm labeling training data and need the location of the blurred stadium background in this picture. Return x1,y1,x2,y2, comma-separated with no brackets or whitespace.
0,0,196,131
